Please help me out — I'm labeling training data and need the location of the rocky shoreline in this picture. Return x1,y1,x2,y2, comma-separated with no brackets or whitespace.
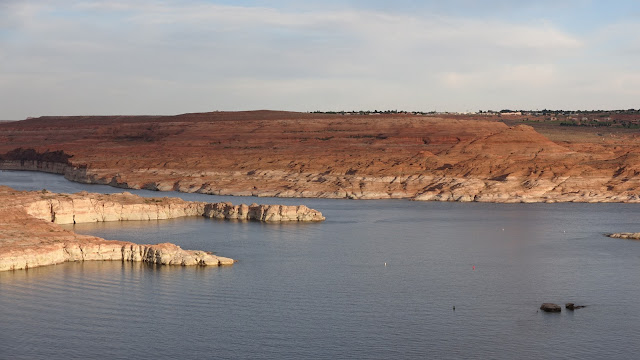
0,186,325,271
2,160,640,203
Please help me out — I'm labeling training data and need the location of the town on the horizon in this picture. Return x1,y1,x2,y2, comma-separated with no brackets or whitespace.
4,108,640,129
311,108,640,116
310,108,640,128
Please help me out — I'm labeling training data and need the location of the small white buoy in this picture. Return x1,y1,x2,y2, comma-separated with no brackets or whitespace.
384,262,387,266
502,228,505,231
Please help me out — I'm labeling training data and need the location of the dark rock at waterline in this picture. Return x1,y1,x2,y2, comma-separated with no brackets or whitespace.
540,303,562,312
565,303,586,310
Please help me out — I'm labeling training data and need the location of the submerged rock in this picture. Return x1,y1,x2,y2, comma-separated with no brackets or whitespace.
565,303,586,310
540,303,562,313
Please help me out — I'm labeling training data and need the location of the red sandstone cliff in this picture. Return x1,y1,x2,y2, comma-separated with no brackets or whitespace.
1,111,639,202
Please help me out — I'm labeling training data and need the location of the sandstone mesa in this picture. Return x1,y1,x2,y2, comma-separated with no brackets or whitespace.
0,186,325,271
1,111,639,203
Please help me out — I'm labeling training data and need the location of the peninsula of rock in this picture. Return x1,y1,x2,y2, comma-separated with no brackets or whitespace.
1,111,639,202
0,186,325,271
607,233,640,240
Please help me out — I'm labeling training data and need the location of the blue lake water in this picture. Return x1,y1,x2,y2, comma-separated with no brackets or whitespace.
1,170,640,359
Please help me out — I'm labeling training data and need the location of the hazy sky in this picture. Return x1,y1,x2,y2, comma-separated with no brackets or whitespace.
1,0,639,119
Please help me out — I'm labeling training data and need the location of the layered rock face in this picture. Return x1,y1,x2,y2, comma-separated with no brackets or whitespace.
0,240,230,272
1,111,640,202
19,190,324,225
0,186,325,271
24,191,207,224
0,159,68,175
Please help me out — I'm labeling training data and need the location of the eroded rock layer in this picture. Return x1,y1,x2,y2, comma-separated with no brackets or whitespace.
1,111,640,202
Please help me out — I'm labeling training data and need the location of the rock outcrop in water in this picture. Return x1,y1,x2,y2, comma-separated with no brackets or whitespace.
203,202,325,221
565,303,586,310
607,233,640,240
0,186,324,271
540,303,562,312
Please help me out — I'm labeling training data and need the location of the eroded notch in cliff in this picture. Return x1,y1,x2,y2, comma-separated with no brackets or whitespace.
50,202,56,223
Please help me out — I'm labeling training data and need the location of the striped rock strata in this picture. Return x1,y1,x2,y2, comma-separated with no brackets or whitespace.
2,112,640,203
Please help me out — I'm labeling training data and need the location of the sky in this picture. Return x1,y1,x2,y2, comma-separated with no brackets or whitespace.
1,0,639,119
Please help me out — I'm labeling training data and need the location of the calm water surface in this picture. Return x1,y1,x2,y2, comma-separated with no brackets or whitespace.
1,170,639,359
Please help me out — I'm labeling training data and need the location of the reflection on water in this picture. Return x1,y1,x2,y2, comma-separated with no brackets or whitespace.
1,170,640,359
